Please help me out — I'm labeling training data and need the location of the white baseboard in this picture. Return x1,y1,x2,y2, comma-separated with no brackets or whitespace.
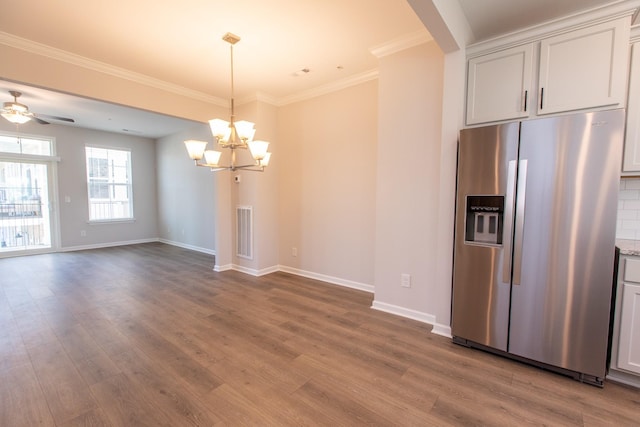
158,238,216,255
214,263,233,272
60,238,159,252
607,369,640,389
371,300,451,337
431,323,453,338
231,263,279,276
371,300,436,324
278,265,375,293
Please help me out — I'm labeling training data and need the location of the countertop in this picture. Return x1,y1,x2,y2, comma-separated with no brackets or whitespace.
616,239,640,256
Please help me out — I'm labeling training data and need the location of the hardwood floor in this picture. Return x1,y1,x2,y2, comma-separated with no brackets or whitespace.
1,242,638,426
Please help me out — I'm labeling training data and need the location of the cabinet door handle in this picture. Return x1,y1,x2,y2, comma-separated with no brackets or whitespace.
540,87,544,110
523,90,528,112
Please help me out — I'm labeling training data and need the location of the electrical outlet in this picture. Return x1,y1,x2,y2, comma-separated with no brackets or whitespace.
292,247,298,257
401,273,411,288
80,230,86,237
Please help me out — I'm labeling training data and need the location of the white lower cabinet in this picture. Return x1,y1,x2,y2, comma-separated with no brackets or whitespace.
609,256,640,387
618,282,640,374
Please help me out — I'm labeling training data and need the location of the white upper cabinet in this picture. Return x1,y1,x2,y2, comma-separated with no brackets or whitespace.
466,44,533,125
466,16,631,126
538,19,630,115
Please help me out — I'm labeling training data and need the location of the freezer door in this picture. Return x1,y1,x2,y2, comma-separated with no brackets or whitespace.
508,109,624,379
452,122,519,351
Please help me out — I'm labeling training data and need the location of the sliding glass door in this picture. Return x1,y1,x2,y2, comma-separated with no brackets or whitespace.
0,159,54,255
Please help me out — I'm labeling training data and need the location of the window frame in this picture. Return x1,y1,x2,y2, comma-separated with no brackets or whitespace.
85,145,134,223
0,131,57,160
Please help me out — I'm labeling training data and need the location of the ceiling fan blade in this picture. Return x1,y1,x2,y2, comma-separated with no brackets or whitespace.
36,113,75,123
33,117,50,125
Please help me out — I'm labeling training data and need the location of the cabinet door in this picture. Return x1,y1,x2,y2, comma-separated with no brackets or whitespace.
538,18,630,115
466,44,533,125
618,283,640,374
623,43,640,173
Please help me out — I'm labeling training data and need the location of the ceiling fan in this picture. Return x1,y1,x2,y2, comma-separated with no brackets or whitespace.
1,90,75,125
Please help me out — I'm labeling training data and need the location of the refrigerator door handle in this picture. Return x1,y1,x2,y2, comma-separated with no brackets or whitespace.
512,159,528,285
502,160,517,283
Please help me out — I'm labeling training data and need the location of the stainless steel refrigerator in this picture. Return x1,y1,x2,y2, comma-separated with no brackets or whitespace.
452,109,624,386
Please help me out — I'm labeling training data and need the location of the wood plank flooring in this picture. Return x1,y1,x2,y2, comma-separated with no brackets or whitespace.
1,242,639,426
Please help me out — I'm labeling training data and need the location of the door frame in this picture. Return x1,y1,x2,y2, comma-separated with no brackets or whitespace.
0,145,61,258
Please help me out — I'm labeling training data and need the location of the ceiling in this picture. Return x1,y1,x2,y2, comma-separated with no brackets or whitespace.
0,0,628,138
457,0,627,42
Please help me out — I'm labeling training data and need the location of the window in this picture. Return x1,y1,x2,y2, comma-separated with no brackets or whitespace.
0,134,53,156
85,146,133,221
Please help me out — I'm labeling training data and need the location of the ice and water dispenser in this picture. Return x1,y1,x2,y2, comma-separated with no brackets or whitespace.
464,195,504,245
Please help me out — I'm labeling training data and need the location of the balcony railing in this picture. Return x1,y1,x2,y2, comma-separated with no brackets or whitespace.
0,186,47,250
0,202,43,218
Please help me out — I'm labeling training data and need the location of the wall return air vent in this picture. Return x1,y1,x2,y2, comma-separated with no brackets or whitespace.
236,206,253,259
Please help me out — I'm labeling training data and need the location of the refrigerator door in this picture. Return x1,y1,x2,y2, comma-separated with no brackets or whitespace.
452,122,519,351
508,109,624,379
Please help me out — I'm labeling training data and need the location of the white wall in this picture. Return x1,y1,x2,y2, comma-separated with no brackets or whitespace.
155,100,280,273
229,100,280,273
156,122,219,253
0,119,159,249
277,81,378,289
403,0,472,334
373,41,446,324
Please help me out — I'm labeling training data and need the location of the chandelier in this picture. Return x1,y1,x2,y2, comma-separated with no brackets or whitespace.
184,33,271,172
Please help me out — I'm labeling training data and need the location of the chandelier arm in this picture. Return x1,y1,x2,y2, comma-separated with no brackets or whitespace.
193,161,264,172
218,142,248,149
233,165,265,172
194,159,216,168
197,163,264,172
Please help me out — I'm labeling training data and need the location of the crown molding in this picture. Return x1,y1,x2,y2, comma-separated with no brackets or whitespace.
369,29,433,58
467,1,640,57
2,31,384,109
632,24,640,42
0,31,227,107
237,91,280,107
240,71,380,107
276,69,379,106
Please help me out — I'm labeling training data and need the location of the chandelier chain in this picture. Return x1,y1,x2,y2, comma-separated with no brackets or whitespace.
230,42,235,118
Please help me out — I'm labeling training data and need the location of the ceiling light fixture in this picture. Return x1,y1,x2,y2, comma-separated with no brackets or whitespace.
184,33,271,172
1,91,34,124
